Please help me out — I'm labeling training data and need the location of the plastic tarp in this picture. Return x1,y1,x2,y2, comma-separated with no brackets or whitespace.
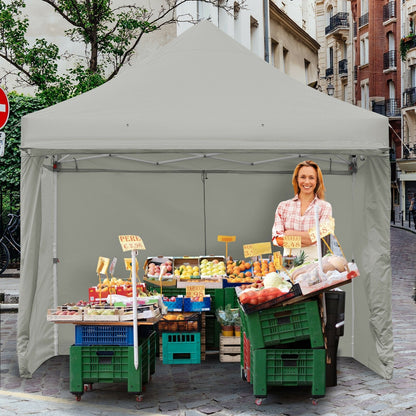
18,21,393,379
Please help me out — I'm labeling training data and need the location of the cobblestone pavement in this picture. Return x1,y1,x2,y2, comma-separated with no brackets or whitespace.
0,226,415,416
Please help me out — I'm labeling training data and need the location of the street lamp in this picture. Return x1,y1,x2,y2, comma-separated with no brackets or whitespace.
326,82,335,96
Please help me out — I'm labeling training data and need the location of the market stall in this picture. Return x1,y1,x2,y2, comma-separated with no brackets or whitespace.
19,21,393,382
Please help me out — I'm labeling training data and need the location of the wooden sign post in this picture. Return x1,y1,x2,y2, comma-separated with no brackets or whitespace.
217,235,236,259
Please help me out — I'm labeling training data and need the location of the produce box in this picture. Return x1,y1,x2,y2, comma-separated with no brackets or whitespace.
47,308,83,322
144,256,176,287
83,306,122,322
251,348,326,398
183,295,211,312
158,312,201,332
162,295,184,312
75,325,134,346
177,278,223,289
119,304,161,321
89,284,146,303
162,332,201,364
239,299,324,350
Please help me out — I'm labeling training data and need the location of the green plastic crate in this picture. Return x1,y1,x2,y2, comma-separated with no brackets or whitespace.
70,344,145,394
251,348,326,398
241,300,324,349
204,313,221,350
162,332,201,364
224,287,239,309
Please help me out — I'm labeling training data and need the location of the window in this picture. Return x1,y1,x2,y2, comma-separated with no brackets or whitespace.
361,0,368,14
328,47,334,69
411,66,416,88
388,32,394,52
304,59,310,85
283,48,288,74
327,5,333,26
360,36,369,65
361,82,369,109
271,40,279,68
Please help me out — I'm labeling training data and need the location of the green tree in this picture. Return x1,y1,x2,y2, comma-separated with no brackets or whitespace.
0,0,240,105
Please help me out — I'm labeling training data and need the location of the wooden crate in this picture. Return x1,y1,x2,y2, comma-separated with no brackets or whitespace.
219,335,240,363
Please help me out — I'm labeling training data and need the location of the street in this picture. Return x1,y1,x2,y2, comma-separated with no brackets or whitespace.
0,226,415,416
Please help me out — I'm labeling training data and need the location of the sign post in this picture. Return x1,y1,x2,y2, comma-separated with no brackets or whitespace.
118,235,146,369
0,88,9,130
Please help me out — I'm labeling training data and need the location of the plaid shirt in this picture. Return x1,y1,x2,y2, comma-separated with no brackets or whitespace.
272,194,332,240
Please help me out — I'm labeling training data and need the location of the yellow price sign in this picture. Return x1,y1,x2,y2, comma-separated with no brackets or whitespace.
283,236,302,249
186,285,205,299
243,242,272,258
309,217,335,243
96,256,110,274
217,235,236,243
118,235,146,252
273,252,283,270
124,258,139,273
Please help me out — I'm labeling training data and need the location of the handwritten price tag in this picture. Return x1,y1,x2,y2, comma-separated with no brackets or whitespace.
118,235,146,252
283,236,302,249
124,258,139,273
186,285,205,298
96,257,110,274
273,252,283,270
217,235,236,243
243,242,272,258
309,217,335,243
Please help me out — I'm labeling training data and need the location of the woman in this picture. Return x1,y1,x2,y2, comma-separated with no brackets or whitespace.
272,160,332,260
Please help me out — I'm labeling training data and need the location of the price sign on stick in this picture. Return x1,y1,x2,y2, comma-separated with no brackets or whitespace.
283,236,302,249
109,257,117,276
217,235,236,258
243,242,272,258
309,217,335,243
96,257,110,275
273,252,283,270
118,235,146,252
186,285,206,299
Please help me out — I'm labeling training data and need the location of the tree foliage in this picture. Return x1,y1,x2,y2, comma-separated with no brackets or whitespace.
0,0,239,105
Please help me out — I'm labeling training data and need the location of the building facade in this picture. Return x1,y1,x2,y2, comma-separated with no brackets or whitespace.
350,0,401,214
316,0,354,101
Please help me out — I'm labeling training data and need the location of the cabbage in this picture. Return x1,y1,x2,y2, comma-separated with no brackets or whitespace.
263,272,292,291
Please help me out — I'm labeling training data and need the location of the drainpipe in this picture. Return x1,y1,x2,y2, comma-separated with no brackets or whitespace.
263,0,270,62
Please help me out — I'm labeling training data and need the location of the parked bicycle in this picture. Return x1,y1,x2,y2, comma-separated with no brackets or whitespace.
0,213,21,275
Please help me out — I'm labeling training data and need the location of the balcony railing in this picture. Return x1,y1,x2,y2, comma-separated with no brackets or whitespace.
353,21,357,37
325,12,349,35
359,12,369,27
354,65,358,81
372,99,401,117
339,59,348,76
326,67,334,78
383,50,397,69
383,1,396,22
403,87,416,107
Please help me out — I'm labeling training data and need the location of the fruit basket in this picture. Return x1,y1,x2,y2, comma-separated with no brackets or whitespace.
158,312,201,332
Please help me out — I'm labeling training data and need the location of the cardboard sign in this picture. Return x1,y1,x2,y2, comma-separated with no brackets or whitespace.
309,217,335,243
283,236,302,249
243,242,272,258
273,251,283,270
124,258,139,273
217,235,236,243
118,235,146,252
96,257,110,274
186,285,205,298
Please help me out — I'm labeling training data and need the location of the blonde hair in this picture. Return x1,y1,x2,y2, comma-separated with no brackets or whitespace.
292,160,326,200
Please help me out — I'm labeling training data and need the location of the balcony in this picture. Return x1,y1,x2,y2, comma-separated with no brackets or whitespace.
383,50,397,70
325,12,349,36
353,21,357,38
326,67,334,78
354,65,358,82
383,1,396,23
359,12,369,28
338,59,348,77
400,35,416,62
403,87,416,108
372,99,401,117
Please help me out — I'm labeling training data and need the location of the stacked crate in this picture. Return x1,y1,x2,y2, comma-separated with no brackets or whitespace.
69,325,156,401
239,299,326,403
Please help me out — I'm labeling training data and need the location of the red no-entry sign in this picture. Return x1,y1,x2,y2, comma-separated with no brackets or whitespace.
0,88,9,130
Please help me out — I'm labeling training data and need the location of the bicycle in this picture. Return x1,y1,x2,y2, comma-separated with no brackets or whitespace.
0,213,21,275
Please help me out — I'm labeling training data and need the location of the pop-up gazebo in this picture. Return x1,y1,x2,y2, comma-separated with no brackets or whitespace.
18,21,393,379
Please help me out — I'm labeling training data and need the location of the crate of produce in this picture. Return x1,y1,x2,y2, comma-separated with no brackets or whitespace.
158,312,201,332
75,325,134,346
162,332,201,364
144,256,176,287
69,343,147,396
83,306,122,322
47,308,83,322
162,295,184,311
239,299,324,350
251,348,326,398
237,283,302,314
183,295,211,312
